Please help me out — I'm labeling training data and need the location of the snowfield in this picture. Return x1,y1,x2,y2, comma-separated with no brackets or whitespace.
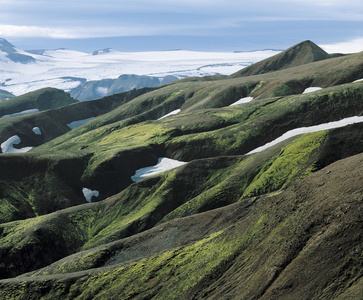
302,87,322,94
1,108,39,118
67,117,95,129
247,116,363,155
0,49,280,96
1,135,33,153
32,127,42,135
82,187,99,203
229,97,254,106
158,109,181,120
131,157,187,182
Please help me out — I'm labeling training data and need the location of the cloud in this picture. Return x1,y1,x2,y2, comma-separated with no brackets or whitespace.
0,19,238,39
320,37,363,53
0,25,77,39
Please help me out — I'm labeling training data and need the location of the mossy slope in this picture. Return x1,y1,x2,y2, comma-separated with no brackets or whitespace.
0,122,362,279
0,152,362,299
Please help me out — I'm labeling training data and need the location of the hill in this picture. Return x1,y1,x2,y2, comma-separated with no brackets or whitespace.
230,40,331,78
0,88,77,118
0,41,362,299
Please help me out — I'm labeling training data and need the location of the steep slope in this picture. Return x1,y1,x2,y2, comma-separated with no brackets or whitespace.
230,40,331,78
0,152,361,299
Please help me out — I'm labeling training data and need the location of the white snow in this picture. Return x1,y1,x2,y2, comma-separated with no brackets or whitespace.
1,108,39,118
82,187,99,203
353,78,363,83
67,117,94,129
302,87,322,94
1,135,32,153
32,127,42,135
229,97,254,106
247,116,363,155
0,49,280,96
96,87,108,96
131,157,187,182
158,109,181,120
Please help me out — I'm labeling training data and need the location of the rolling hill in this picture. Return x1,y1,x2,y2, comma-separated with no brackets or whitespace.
0,41,362,299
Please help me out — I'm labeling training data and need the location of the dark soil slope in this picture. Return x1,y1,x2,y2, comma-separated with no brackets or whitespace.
231,40,331,78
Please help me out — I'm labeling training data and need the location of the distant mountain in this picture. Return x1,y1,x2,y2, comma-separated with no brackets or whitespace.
92,48,112,55
70,74,179,101
231,40,331,78
0,89,14,101
0,38,36,64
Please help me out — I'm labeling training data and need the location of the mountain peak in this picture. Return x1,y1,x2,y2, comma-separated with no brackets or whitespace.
0,37,36,64
0,38,16,50
231,40,331,78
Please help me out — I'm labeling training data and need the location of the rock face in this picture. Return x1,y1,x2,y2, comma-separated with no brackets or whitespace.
231,40,331,77
0,38,36,64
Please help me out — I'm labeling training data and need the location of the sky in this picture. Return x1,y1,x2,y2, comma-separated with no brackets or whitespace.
0,0,362,53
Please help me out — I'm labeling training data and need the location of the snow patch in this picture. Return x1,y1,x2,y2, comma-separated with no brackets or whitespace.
131,157,187,182
1,108,39,118
67,117,94,129
353,78,363,83
229,97,253,106
247,116,363,155
302,87,322,94
158,109,181,120
32,127,41,135
1,135,32,153
82,188,99,203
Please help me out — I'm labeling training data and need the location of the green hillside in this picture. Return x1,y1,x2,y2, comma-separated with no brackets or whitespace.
0,41,362,299
0,88,77,117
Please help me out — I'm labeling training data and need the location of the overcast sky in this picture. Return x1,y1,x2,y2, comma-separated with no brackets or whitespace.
0,0,362,52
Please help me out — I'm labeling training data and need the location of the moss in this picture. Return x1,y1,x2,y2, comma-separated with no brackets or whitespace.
251,80,266,94
274,84,294,96
242,131,327,197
